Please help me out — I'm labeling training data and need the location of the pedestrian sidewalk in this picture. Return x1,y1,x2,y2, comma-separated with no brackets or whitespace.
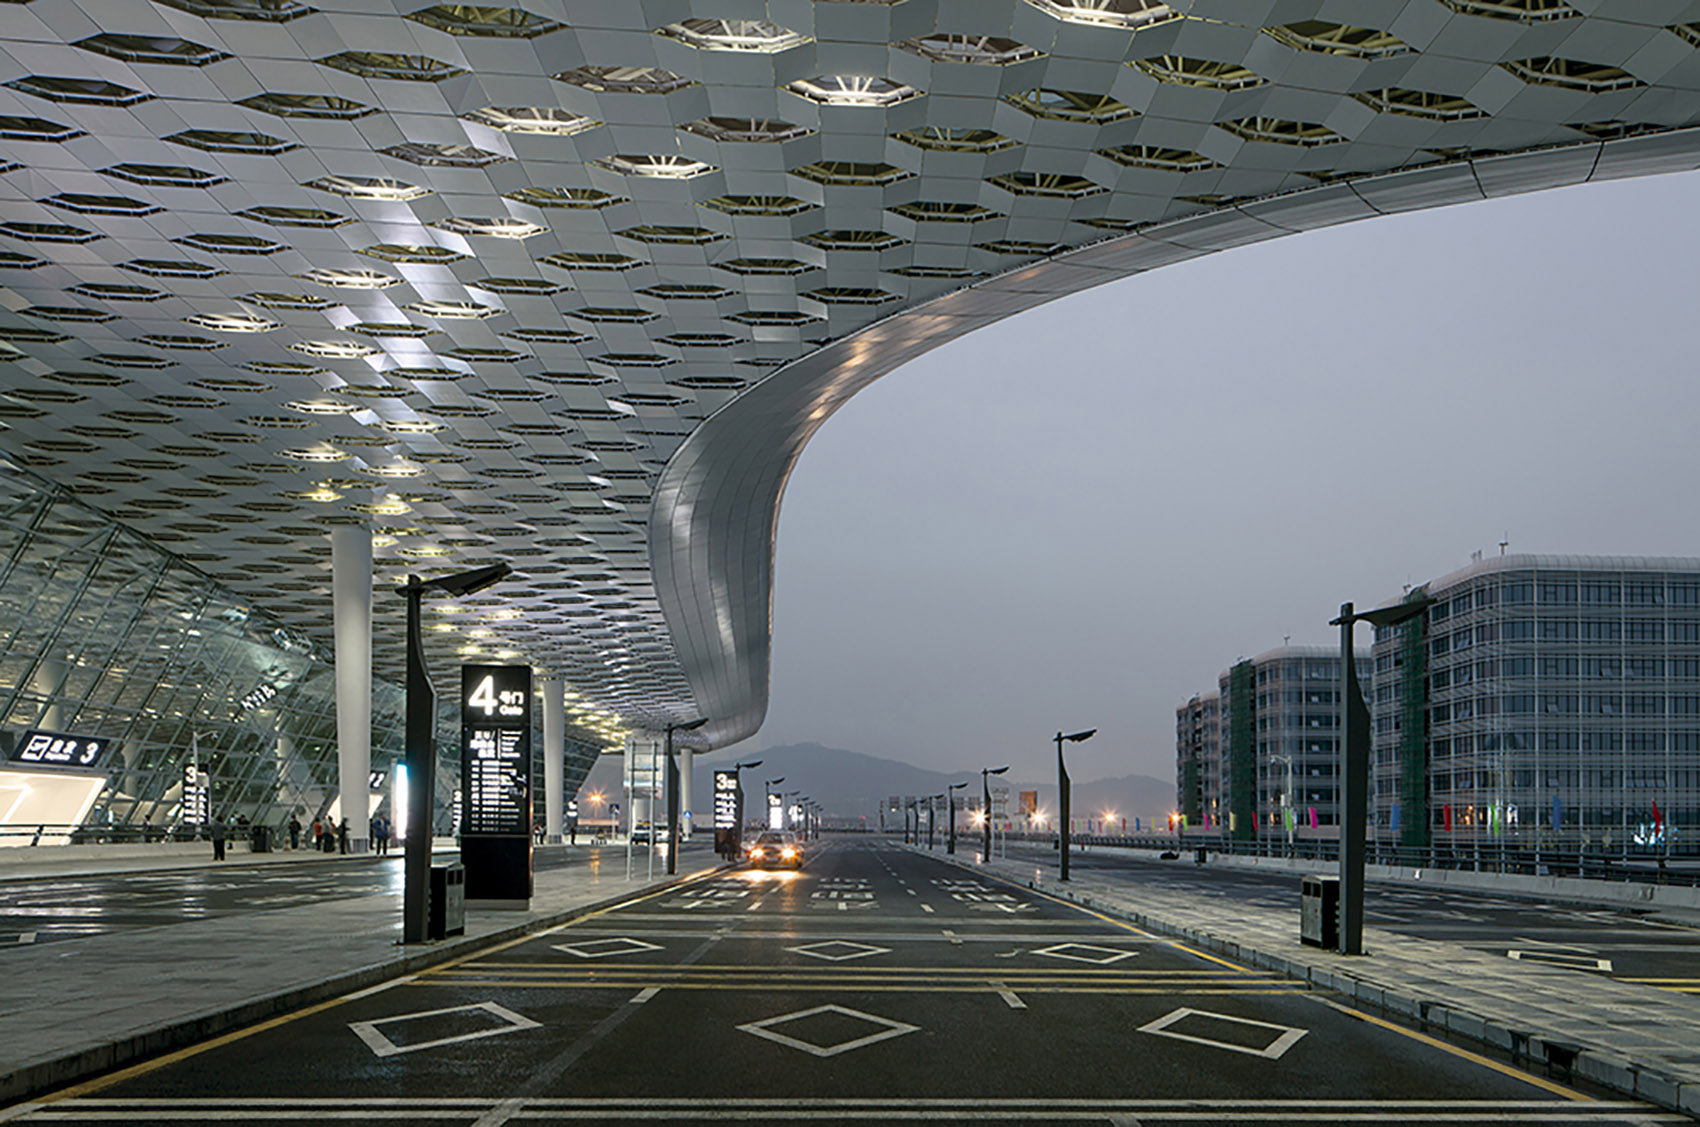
0,845,722,1105
947,846,1700,1119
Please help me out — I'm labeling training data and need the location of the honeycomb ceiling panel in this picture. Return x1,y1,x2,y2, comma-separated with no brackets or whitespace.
3,0,1700,748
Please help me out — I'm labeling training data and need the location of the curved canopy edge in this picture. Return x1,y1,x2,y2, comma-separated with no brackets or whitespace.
650,127,1700,750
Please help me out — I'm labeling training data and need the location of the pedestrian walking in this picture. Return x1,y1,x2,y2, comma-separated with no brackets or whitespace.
337,818,349,855
288,815,301,850
311,818,323,851
210,816,227,862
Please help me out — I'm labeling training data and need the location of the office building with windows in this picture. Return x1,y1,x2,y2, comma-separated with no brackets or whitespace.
1177,646,1370,841
1371,555,1700,857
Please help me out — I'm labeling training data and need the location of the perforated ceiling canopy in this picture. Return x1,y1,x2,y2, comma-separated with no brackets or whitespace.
3,0,1700,749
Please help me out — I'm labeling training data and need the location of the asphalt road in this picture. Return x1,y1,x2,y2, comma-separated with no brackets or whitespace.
994,840,1700,995
0,845,631,949
2,839,1679,1124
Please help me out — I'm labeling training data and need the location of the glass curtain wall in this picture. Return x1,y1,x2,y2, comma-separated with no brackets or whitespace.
0,461,606,839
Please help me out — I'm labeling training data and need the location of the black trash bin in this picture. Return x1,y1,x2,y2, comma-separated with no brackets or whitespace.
250,825,272,853
1301,874,1340,949
429,863,465,939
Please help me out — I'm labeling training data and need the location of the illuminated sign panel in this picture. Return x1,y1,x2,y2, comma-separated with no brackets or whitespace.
183,764,209,824
713,770,741,856
459,664,533,903
9,729,113,771
460,665,531,836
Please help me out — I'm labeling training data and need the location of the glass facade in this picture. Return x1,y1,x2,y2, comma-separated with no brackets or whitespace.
1177,647,1369,840
0,460,604,840
1372,557,1700,857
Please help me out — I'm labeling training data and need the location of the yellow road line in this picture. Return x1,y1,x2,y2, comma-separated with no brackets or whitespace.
1311,997,1592,1102
407,979,1301,995
452,972,1251,979
25,868,721,1105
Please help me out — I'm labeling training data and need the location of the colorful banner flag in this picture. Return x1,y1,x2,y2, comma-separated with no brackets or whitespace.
1653,801,1664,835
1390,805,1401,834
1308,807,1318,830
1285,807,1296,831
1552,795,1562,830
1444,804,1453,832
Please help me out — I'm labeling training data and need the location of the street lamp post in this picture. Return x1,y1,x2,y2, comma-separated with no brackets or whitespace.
947,782,967,854
663,718,708,876
1055,728,1096,882
926,794,943,848
398,562,511,944
725,759,761,859
981,765,1009,862
1330,599,1425,955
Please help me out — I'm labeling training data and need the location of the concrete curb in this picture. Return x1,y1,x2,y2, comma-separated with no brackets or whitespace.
916,846,1699,1120
0,865,722,1106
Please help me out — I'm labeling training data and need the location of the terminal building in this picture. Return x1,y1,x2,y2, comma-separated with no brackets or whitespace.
1371,555,1700,859
1175,646,1370,842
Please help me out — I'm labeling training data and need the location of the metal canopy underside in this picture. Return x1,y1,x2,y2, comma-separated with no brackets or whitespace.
3,0,1700,750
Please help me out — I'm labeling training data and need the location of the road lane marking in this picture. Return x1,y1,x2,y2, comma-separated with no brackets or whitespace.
341,976,417,1001
746,899,764,911
737,1004,920,1057
629,987,659,1003
990,981,1026,1009
14,1098,1677,1121
551,937,664,959
17,931,36,945
22,865,727,1105
348,1002,542,1059
920,903,935,913
1137,1007,1306,1060
467,1098,524,1127
942,929,963,945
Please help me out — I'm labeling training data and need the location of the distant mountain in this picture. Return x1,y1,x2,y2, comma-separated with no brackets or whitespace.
685,742,1175,827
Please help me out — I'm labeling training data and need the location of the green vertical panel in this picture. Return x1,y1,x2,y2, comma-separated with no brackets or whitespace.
1399,602,1430,849
1230,660,1256,841
1181,757,1201,821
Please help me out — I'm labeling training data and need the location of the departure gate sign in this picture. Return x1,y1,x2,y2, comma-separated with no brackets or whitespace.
9,729,112,771
460,665,531,837
713,770,740,856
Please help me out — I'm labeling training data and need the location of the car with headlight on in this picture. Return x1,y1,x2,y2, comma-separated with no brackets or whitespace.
746,831,804,869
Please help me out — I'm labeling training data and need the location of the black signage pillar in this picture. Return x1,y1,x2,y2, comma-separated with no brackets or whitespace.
713,770,741,860
460,664,533,905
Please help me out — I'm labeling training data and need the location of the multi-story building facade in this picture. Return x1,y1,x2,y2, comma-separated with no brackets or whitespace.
1174,692,1218,826
1177,646,1370,841
1371,555,1700,857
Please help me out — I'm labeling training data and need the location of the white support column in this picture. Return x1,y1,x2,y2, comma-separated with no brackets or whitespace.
679,747,694,840
541,675,564,844
331,527,372,854
32,657,66,731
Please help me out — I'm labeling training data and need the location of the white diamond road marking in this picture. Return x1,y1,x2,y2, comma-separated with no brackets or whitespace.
737,1005,920,1058
551,937,664,959
1137,1008,1308,1060
787,940,892,962
1031,943,1138,965
348,1002,541,1059
1507,950,1614,972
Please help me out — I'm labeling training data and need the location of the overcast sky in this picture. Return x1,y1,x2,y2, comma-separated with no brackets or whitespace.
719,170,1700,784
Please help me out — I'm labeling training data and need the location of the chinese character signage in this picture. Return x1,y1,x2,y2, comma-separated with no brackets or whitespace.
713,770,741,856
460,665,534,903
9,729,113,771
460,665,532,836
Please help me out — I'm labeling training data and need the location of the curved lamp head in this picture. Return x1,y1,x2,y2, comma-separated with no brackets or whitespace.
410,562,512,598
1059,729,1096,743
